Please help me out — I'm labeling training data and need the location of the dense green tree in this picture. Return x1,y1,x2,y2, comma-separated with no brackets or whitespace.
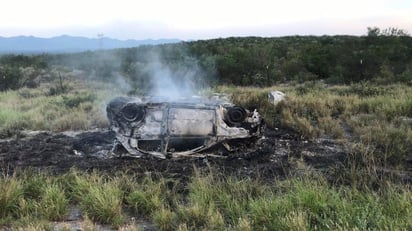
2,27,411,90
0,65,22,91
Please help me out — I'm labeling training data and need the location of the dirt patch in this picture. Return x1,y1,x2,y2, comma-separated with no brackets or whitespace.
0,128,347,181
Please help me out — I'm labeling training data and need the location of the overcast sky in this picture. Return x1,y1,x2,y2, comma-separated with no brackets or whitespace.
1,0,411,40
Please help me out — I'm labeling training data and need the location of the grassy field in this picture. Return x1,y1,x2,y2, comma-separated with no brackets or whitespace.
1,72,412,230
1,169,411,230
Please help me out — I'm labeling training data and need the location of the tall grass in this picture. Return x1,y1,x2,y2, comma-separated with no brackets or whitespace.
249,177,412,230
65,170,125,227
0,173,24,222
0,79,120,137
125,176,175,217
38,182,68,221
219,83,412,169
169,169,268,230
152,169,412,230
1,169,411,230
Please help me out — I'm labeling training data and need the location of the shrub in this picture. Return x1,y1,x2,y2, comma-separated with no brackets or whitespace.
0,65,23,91
62,93,96,108
348,81,386,97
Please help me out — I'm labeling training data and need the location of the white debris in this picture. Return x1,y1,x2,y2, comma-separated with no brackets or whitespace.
73,150,83,156
268,91,286,105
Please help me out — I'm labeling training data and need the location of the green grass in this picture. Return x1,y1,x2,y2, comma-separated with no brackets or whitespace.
248,178,412,230
125,177,173,216
0,79,121,137
218,83,412,169
38,182,68,221
65,170,125,227
0,173,24,221
0,169,411,230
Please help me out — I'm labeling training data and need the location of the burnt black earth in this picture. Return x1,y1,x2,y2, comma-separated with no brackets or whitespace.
0,128,349,182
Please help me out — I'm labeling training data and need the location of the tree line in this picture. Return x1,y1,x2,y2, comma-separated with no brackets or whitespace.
1,27,411,91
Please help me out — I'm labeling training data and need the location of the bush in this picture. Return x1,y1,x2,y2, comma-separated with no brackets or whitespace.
398,67,412,83
348,81,386,97
62,93,96,108
0,65,23,91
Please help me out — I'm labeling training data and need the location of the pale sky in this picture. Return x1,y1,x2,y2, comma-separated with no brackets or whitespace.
1,0,411,40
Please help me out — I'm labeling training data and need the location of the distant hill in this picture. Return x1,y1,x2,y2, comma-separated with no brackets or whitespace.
0,35,181,54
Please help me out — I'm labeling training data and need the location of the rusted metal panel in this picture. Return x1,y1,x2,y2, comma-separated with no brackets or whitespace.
168,108,215,136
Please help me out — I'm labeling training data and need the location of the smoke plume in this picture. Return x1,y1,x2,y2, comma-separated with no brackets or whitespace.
145,53,203,100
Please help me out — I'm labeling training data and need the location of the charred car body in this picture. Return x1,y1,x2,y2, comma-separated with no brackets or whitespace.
106,95,264,158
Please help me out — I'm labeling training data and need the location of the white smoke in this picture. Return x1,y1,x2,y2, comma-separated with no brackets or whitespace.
145,52,204,100
76,47,214,101
111,72,133,93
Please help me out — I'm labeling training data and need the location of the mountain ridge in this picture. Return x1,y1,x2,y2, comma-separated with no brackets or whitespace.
0,35,181,53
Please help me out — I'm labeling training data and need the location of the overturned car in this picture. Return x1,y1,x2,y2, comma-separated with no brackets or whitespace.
106,95,264,158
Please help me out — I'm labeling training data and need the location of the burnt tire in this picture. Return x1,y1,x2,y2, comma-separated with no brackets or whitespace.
121,103,145,122
225,106,247,126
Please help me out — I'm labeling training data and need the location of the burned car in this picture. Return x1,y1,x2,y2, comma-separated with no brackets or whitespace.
106,95,264,158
